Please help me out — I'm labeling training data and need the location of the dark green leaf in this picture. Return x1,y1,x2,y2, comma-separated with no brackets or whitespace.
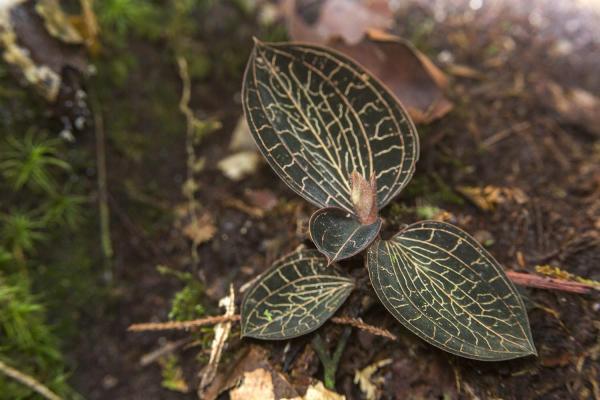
367,221,536,361
241,247,354,340
242,40,419,214
309,207,381,264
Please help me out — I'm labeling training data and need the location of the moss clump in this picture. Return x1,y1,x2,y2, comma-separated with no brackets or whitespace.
0,77,92,398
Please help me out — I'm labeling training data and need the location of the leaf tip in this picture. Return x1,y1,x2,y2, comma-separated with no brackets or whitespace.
525,341,538,357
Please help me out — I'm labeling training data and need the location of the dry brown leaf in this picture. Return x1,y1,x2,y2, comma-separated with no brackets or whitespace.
457,185,529,212
230,368,275,400
354,359,392,400
301,381,346,400
181,212,216,245
329,29,453,124
537,81,600,137
281,1,451,124
282,0,393,45
203,346,299,400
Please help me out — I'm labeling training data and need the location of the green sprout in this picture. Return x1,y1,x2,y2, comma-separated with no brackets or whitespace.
0,131,70,194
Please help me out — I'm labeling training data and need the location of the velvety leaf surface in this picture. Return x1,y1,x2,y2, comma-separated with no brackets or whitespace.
241,248,354,340
309,207,381,263
242,40,419,214
367,221,536,361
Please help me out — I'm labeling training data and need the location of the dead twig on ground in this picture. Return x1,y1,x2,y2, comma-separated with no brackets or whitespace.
198,285,236,397
506,271,594,294
139,338,193,367
177,56,202,268
331,317,397,341
128,315,241,332
129,314,396,340
91,94,113,282
481,121,530,149
0,359,62,400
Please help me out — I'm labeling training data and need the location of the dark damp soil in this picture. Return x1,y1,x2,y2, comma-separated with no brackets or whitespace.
16,1,599,399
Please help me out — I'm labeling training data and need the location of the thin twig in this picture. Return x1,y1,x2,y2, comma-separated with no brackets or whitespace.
331,317,397,341
91,94,113,281
177,56,201,268
129,313,397,341
139,337,193,367
0,359,62,400
128,315,241,332
481,121,530,149
199,285,236,395
506,271,594,294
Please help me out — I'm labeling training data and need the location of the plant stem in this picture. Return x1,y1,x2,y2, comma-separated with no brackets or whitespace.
0,359,61,400
311,327,352,390
177,56,200,269
92,95,113,282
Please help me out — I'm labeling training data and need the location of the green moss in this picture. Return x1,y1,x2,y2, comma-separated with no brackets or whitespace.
0,131,70,194
0,83,93,398
401,174,464,206
158,266,205,321
96,0,163,44
415,204,442,220
0,272,75,399
160,354,188,393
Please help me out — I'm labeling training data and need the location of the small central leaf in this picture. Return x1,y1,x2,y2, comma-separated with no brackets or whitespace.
241,248,354,340
350,171,378,224
367,221,536,361
309,207,381,264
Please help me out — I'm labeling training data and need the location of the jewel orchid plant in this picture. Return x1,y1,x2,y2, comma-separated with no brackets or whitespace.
239,39,536,361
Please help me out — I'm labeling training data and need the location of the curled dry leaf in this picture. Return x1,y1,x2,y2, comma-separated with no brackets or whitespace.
330,29,452,124
229,368,275,400
281,1,451,123
282,0,393,45
203,346,299,400
229,369,346,400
